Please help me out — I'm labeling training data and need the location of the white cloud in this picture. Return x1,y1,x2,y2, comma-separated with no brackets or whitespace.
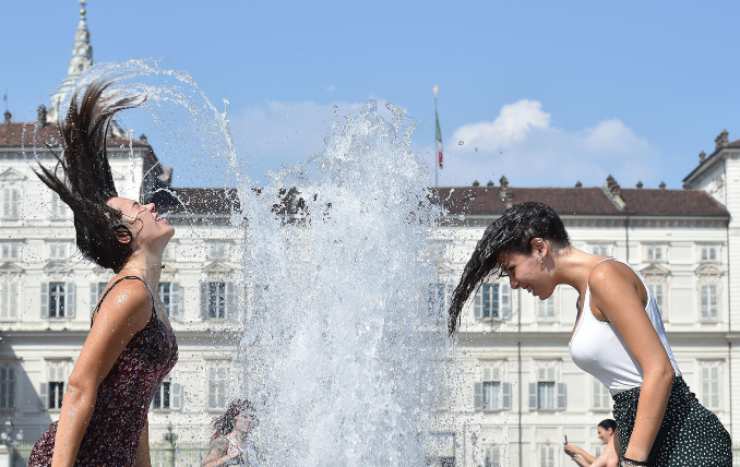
438,100,659,188
451,99,550,150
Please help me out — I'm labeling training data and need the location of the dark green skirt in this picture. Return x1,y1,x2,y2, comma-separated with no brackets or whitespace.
612,376,732,466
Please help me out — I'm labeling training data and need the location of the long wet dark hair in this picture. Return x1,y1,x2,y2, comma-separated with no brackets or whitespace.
447,201,570,334
34,81,144,273
212,399,255,438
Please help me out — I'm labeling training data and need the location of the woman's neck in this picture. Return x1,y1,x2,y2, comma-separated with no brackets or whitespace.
117,249,163,288
551,247,606,295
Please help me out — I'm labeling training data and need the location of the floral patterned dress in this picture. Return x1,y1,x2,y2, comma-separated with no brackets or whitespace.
29,275,178,466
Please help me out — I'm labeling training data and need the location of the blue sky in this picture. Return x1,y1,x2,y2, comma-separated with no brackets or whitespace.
3,1,740,189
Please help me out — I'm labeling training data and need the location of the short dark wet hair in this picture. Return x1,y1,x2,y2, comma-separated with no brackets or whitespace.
598,418,617,432
447,201,570,333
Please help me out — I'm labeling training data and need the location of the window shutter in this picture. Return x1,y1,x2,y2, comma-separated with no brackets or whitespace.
502,382,512,410
528,383,537,410
474,289,482,319
39,382,48,411
557,383,568,410
171,283,183,321
226,282,238,321
200,283,208,321
41,283,49,319
172,382,183,411
66,282,76,319
492,284,500,318
11,281,18,318
501,284,512,320
474,382,483,410
89,283,98,313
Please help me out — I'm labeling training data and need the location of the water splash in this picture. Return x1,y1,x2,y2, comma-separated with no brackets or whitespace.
241,101,449,466
59,61,451,465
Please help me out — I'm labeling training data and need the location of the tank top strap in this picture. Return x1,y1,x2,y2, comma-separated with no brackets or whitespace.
90,275,156,327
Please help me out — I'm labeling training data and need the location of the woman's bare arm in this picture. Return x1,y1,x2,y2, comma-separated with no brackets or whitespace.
590,262,674,463
50,280,152,467
134,416,152,467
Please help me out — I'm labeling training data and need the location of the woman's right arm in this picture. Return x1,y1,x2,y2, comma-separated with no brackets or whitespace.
50,281,152,467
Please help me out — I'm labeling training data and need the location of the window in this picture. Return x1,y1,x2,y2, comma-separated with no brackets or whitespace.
646,245,666,262
474,283,512,320
42,361,69,411
207,241,230,260
483,445,503,467
153,381,171,409
0,277,19,320
591,244,609,256
474,367,511,411
201,281,238,321
647,283,665,317
42,282,76,320
529,366,566,411
49,193,70,220
428,282,453,314
701,362,721,410
89,282,107,309
701,245,720,262
538,444,556,467
0,365,15,410
158,282,183,320
48,241,74,260
151,380,182,411
208,366,229,410
1,188,20,220
0,241,21,261
592,379,611,411
701,284,719,321
537,296,556,320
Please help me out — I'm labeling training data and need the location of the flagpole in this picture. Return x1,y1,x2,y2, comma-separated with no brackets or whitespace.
433,84,440,188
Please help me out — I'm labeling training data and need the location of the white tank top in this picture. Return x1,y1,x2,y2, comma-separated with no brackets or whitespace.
568,259,681,395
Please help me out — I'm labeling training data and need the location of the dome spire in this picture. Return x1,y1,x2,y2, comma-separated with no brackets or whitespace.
48,0,94,123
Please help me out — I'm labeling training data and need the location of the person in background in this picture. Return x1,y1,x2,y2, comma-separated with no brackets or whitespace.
565,419,619,467
203,399,259,467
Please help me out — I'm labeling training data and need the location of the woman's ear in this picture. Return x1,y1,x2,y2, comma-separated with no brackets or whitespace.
530,237,548,256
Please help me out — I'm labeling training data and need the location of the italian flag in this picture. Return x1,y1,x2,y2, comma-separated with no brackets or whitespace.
434,99,444,169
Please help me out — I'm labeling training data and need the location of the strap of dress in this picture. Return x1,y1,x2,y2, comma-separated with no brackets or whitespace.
90,275,156,327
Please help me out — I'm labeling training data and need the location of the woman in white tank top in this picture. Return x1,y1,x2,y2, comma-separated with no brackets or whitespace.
447,201,731,467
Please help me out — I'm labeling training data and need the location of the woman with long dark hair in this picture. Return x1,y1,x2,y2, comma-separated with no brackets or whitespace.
28,82,178,466
448,202,731,466
202,399,259,467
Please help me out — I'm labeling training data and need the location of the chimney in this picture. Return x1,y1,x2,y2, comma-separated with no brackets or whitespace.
699,150,706,162
37,105,48,127
3,110,11,124
602,174,626,210
498,175,512,207
715,130,729,151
